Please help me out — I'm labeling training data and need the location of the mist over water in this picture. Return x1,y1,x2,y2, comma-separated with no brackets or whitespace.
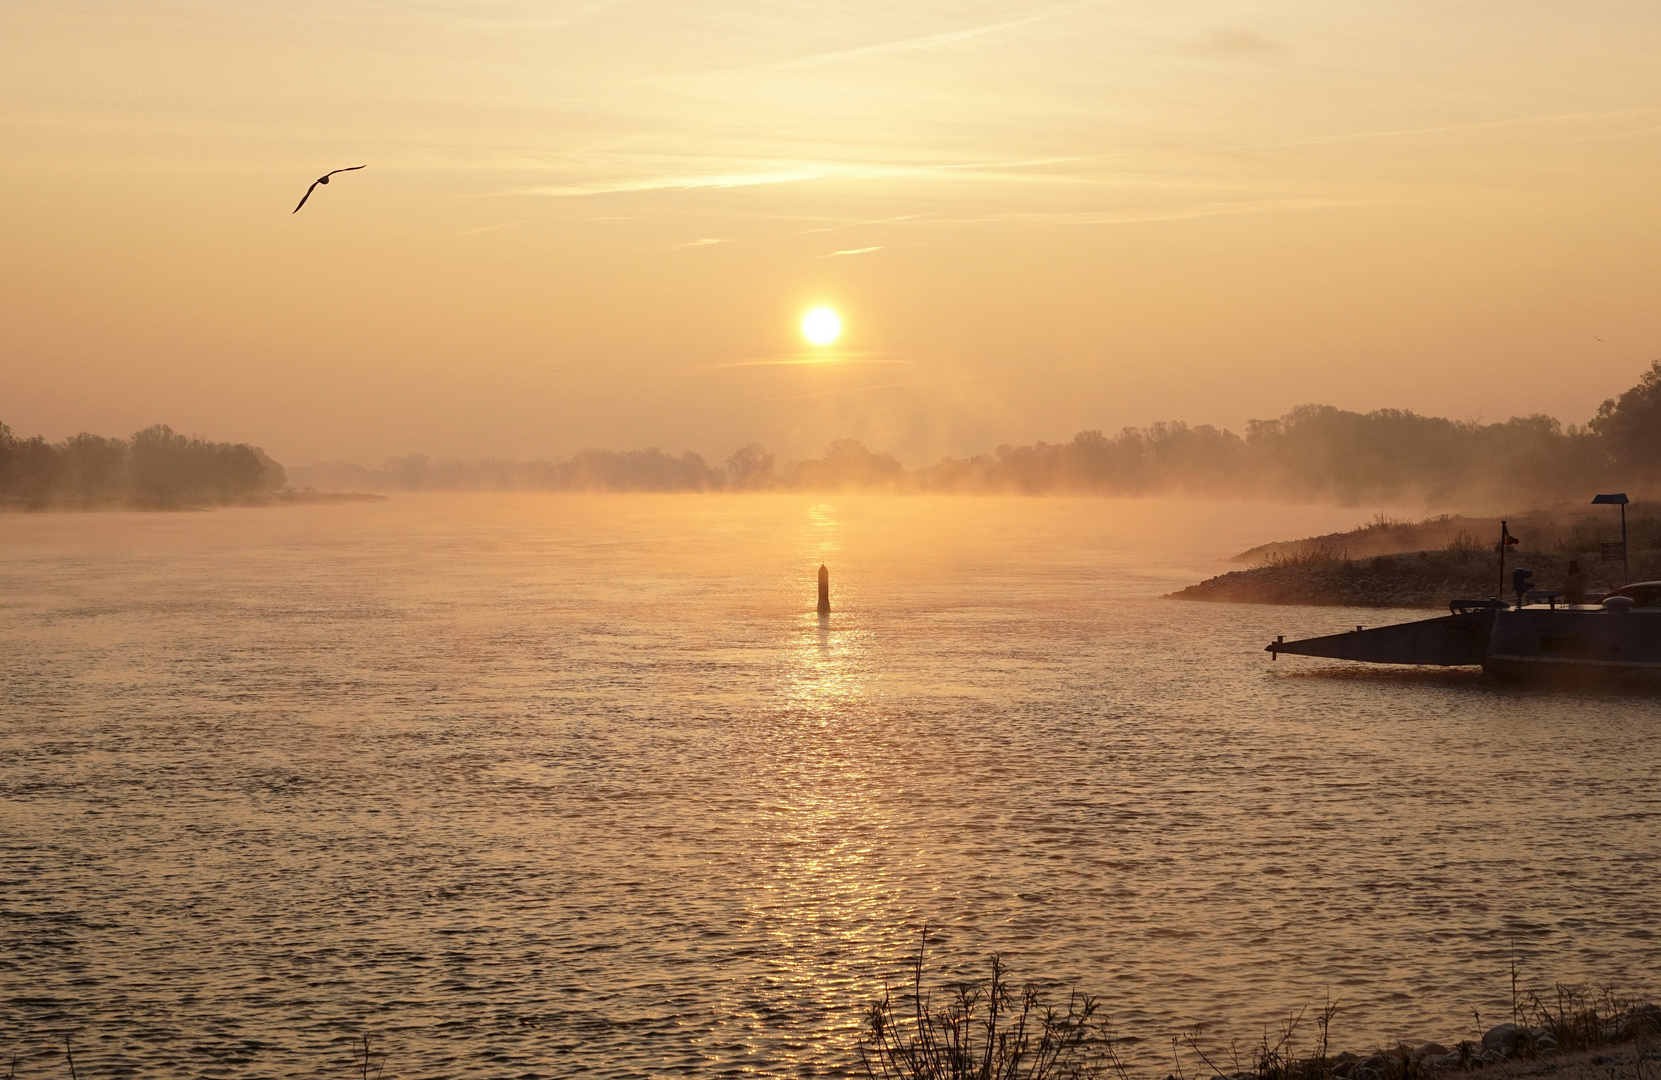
2,495,1658,1078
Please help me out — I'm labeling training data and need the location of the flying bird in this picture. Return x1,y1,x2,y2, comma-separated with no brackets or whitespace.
292,165,366,214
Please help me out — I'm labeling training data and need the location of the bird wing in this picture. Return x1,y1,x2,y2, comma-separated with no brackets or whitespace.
292,179,323,213
326,165,367,178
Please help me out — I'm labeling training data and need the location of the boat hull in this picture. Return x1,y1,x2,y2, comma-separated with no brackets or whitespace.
1482,607,1661,685
1268,608,1495,666
1268,604,1661,685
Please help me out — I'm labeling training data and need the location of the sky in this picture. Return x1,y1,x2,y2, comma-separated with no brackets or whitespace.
3,0,1661,467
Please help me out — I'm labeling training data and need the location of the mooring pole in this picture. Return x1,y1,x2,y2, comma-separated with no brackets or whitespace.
1622,502,1629,586
817,564,830,615
1592,493,1631,587
1497,520,1507,598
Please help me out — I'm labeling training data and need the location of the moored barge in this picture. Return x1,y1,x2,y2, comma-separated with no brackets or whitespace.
1268,581,1661,686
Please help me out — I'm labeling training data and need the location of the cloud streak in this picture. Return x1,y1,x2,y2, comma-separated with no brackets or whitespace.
941,197,1380,226
767,0,1104,71
701,352,906,371
459,219,534,235
802,212,935,234
765,369,1017,401
504,156,1104,202
1221,106,1661,154
513,169,824,197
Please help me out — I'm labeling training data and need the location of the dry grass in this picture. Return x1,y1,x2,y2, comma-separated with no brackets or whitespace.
1444,529,1484,555
860,932,1125,1080
871,943,1661,1080
1261,546,1349,569
352,1034,388,1079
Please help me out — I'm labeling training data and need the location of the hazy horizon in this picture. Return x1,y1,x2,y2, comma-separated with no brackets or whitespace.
6,1,1661,467
8,359,1660,508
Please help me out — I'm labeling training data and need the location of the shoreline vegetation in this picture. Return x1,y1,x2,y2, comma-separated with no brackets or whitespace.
9,361,1661,510
0,422,389,512
8,968,1653,1080
863,943,1659,1080
1168,506,1660,607
0,422,289,511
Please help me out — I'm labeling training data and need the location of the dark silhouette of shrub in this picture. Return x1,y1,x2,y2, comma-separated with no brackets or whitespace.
861,933,1119,1080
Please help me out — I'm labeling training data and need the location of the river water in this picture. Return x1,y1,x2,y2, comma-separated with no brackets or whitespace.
2,495,1657,1078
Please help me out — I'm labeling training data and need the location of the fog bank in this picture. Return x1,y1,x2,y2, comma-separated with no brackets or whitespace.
285,362,1661,507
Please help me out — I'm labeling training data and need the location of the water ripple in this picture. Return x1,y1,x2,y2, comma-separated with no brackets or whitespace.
2,495,1657,1077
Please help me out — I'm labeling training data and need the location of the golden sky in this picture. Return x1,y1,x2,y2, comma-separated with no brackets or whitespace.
3,1,1660,465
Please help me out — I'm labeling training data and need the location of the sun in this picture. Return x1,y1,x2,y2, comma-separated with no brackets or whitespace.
801,307,842,346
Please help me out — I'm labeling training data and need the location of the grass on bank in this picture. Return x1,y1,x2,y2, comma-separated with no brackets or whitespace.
860,938,1658,1080
7,953,1653,1079
860,932,1123,1080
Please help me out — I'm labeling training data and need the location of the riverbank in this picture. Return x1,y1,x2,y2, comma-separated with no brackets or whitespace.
1170,507,1659,607
867,939,1659,1080
1475,1044,1659,1080
866,944,1660,1080
0,489,386,512
1250,1008,1661,1080
1168,548,1501,607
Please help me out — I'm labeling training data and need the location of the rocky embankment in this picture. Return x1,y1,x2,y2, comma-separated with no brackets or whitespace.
1308,1008,1660,1080
1169,501,1661,608
1171,546,1661,607
1190,1006,1660,1080
1168,550,1501,607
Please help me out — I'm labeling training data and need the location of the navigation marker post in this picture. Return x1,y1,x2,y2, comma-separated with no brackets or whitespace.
1592,493,1630,585
1497,521,1519,599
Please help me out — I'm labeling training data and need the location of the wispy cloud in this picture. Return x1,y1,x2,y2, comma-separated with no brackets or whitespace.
1222,106,1661,154
505,155,1111,203
802,212,935,234
765,369,1011,401
768,377,941,401
513,169,824,197
767,0,1103,71
949,197,1377,226
1197,29,1280,57
701,352,905,370
1561,120,1661,145
459,219,534,235
502,157,1086,203
669,236,735,248
826,246,883,257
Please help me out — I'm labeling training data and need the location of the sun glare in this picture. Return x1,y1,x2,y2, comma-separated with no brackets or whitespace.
802,307,842,346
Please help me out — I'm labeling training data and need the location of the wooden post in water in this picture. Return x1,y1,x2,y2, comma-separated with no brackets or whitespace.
817,564,830,615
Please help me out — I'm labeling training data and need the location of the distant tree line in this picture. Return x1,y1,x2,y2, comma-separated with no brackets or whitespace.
287,360,1661,504
917,408,1609,503
287,438,911,495
0,423,286,509
13,360,1661,508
